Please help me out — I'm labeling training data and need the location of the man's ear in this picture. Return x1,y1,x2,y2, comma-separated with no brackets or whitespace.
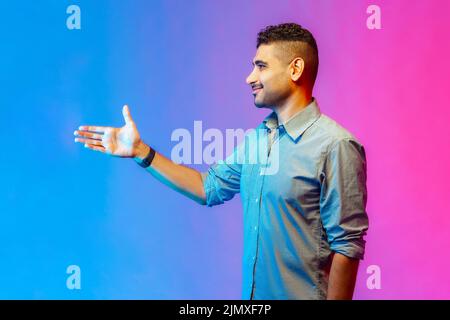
290,57,305,82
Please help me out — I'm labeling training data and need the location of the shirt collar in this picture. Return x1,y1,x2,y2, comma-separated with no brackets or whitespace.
262,97,321,142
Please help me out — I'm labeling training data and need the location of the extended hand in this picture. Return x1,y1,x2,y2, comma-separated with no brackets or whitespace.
74,105,143,158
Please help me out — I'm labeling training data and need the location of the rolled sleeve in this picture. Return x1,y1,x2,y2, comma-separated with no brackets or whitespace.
319,138,369,260
201,142,244,207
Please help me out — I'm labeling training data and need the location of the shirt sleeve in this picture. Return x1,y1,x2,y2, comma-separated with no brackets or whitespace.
200,140,245,207
319,138,369,260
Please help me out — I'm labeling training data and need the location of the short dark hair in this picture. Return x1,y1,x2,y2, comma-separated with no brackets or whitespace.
257,23,319,86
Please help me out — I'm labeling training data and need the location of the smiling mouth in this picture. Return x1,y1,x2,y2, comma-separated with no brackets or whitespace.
252,87,263,95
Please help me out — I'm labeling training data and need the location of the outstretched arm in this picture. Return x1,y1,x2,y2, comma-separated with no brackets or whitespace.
74,105,206,205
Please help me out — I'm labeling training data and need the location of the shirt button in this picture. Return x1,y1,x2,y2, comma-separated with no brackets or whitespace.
255,198,259,203
254,226,257,231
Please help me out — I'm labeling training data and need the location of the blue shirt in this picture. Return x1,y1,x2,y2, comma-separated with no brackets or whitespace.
201,98,369,299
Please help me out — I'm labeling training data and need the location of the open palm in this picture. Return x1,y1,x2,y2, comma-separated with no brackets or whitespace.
74,105,142,157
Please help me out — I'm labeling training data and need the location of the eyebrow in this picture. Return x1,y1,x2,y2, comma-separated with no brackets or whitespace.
252,59,268,66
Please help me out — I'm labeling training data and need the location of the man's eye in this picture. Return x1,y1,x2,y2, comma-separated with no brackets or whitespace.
257,65,265,69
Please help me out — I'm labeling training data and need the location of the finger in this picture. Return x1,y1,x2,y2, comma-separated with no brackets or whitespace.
122,105,134,125
75,137,103,146
74,130,103,140
84,143,106,153
78,125,111,133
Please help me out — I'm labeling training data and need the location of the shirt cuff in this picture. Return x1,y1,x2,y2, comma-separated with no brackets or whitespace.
330,238,366,260
200,170,221,207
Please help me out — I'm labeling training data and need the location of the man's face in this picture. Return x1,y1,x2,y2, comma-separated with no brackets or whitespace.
246,43,293,109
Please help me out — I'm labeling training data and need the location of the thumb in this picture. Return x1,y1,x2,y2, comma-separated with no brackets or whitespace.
122,104,134,125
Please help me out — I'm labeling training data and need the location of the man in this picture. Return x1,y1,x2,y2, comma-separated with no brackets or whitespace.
74,23,368,300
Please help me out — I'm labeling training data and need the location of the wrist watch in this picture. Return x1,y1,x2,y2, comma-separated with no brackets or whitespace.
137,146,156,168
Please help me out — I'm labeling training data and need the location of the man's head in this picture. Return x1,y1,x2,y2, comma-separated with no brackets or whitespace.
246,23,319,108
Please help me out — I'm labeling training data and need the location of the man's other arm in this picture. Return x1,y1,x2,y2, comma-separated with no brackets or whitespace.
327,252,359,300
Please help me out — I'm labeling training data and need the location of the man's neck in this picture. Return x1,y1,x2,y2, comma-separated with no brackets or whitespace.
273,90,313,124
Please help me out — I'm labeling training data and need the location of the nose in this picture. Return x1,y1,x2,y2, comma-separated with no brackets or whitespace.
246,68,257,85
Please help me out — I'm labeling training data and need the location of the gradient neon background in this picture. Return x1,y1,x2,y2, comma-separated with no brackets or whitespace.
1,0,449,299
